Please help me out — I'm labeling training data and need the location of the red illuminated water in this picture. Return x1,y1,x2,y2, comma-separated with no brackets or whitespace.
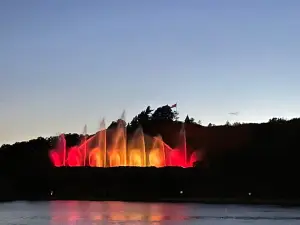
49,119,199,168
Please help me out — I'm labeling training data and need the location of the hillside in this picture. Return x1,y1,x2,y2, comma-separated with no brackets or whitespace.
1,118,300,202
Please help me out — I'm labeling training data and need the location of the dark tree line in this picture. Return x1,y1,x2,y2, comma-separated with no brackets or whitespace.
127,105,179,131
1,105,300,202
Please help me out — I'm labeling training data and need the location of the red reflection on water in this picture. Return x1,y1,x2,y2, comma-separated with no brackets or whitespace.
50,201,194,224
50,201,82,225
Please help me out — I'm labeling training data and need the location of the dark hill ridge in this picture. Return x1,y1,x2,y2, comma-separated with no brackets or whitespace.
91,120,251,154
141,120,252,152
0,118,300,203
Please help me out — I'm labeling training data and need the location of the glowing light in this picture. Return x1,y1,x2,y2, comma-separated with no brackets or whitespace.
49,118,197,168
189,151,198,167
109,150,121,167
49,151,62,167
149,136,165,167
170,149,185,167
149,148,164,167
129,149,143,166
67,146,82,167
89,147,103,167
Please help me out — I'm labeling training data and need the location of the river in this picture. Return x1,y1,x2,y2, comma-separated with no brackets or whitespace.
0,201,300,224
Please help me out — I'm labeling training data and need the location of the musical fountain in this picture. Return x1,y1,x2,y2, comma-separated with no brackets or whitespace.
49,114,198,168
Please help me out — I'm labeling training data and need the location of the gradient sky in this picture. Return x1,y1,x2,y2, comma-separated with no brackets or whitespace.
1,0,300,145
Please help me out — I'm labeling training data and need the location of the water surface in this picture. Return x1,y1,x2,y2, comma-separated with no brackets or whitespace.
0,201,299,225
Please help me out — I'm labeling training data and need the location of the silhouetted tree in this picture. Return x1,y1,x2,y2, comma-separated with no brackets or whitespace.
225,120,231,126
268,117,287,124
108,121,118,129
128,106,153,131
65,133,81,147
184,115,191,123
184,115,197,124
0,144,11,150
151,105,178,121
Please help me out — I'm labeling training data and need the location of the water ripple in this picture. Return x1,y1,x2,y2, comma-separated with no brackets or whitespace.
1,201,300,225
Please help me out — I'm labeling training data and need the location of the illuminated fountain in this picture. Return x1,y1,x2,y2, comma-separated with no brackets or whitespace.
127,126,146,167
168,123,187,166
109,118,127,167
89,119,106,167
49,113,200,168
149,135,166,167
49,134,66,167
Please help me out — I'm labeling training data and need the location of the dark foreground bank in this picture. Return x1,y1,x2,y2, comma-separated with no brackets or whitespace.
1,167,300,206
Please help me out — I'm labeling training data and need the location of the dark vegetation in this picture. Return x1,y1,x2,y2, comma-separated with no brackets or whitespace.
0,105,300,204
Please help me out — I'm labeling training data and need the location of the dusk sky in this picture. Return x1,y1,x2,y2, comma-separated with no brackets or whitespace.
1,0,300,145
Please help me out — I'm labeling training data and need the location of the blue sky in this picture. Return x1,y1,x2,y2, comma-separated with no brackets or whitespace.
1,0,300,144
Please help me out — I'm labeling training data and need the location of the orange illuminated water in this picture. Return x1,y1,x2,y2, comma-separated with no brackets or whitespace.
49,117,199,168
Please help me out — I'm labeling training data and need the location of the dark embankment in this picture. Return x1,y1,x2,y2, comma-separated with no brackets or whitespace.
1,117,300,205
0,166,300,205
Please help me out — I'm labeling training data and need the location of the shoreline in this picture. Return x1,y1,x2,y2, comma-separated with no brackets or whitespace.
2,197,300,207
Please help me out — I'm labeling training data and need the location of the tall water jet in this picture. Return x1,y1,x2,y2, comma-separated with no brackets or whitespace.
149,135,166,167
49,134,67,166
169,123,187,167
181,123,187,166
109,111,127,167
67,146,82,166
100,119,107,167
163,141,173,166
127,126,146,166
89,119,107,167
49,151,61,167
58,134,67,166
82,125,87,166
